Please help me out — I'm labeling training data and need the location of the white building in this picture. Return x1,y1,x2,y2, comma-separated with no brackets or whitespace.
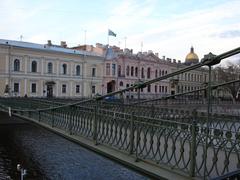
0,39,104,98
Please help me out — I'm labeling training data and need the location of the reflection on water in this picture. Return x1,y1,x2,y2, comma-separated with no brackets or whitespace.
0,124,45,180
0,115,147,180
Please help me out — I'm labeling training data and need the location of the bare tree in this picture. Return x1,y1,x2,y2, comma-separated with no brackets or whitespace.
213,62,240,101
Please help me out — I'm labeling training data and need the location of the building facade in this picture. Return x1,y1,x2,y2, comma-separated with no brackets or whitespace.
0,39,104,98
0,39,210,99
76,44,209,99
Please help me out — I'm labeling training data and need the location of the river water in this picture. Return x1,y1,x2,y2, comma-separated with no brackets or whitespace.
0,113,147,180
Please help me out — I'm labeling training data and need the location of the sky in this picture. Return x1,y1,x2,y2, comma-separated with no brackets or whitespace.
1,0,240,64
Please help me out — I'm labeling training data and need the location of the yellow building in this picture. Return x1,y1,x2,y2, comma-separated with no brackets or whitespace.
0,39,104,97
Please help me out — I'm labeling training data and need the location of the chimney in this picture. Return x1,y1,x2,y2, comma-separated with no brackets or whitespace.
148,50,153,54
61,41,67,48
155,53,159,57
47,40,52,46
162,56,165,60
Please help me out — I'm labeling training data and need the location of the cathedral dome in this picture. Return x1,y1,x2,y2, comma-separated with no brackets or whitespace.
185,46,199,65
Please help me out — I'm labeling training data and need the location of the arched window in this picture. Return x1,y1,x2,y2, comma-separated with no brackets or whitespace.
131,66,134,76
162,70,164,76
14,59,20,71
118,65,121,76
76,65,80,76
126,66,130,76
62,64,67,75
119,81,123,86
147,67,151,79
31,61,37,72
155,69,158,78
141,68,144,78
135,67,138,77
48,62,53,74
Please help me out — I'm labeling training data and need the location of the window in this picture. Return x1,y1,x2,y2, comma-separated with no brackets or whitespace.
76,85,80,93
131,66,134,76
14,59,20,71
76,65,81,76
155,70,158,78
159,85,161,92
162,70,165,76
62,64,67,75
147,85,151,92
112,64,116,76
31,61,37,72
141,68,144,78
14,83,19,93
92,68,96,77
165,86,168,93
159,70,161,77
147,67,151,79
31,83,36,93
48,62,53,74
118,65,121,76
135,67,138,77
62,84,66,93
155,85,157,93
92,85,95,94
119,81,123,86
106,63,110,75
126,66,130,76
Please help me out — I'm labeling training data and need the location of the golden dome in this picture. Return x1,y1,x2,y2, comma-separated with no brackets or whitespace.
185,46,199,65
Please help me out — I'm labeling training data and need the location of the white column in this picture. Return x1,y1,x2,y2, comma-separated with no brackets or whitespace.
70,62,73,76
56,60,60,75
24,56,28,74
56,80,59,97
41,58,44,75
24,78,27,95
70,81,73,97
5,55,9,73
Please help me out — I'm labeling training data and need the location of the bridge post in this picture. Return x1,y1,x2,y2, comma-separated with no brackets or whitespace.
38,111,41,122
68,107,73,135
135,120,140,162
51,109,54,128
93,103,98,145
190,109,197,177
129,112,134,154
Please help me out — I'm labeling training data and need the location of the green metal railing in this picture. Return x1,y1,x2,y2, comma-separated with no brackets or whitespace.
0,47,240,179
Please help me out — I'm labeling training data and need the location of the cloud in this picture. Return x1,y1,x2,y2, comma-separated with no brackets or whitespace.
216,30,240,38
1,0,240,63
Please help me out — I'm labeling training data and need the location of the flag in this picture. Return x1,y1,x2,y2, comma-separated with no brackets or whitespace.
108,29,117,37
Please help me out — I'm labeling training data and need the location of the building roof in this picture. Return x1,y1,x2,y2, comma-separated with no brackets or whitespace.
0,39,103,57
185,46,199,65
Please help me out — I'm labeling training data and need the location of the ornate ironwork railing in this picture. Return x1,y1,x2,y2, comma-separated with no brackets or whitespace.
0,47,240,179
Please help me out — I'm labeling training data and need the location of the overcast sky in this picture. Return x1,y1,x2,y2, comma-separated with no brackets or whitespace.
1,0,240,63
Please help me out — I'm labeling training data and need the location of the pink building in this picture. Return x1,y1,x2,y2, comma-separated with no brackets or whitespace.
72,44,208,99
